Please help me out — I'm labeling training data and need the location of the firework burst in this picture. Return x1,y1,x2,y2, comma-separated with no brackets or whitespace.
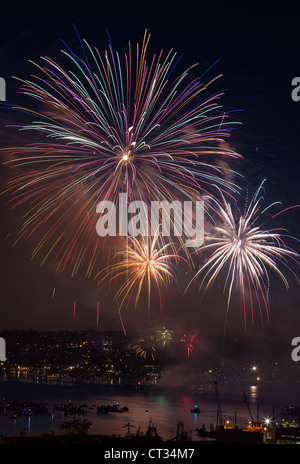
1,29,241,277
97,233,179,312
156,326,174,347
133,335,157,362
187,181,300,330
180,333,198,357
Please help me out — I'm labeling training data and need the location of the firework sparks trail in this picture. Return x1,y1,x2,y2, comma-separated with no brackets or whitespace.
118,305,127,337
0,29,241,277
187,181,300,331
96,301,100,326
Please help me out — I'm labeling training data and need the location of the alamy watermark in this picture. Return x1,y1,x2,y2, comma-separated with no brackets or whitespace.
0,338,6,361
0,77,6,101
291,337,300,362
95,193,205,247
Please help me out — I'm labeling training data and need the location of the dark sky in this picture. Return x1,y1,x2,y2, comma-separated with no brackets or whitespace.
0,1,300,361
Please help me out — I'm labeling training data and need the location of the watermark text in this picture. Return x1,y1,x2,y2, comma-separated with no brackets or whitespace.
291,337,300,361
95,193,205,247
0,77,6,101
0,338,6,361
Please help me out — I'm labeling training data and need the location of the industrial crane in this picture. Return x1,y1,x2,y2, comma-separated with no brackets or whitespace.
214,381,223,429
242,390,263,431
242,390,255,424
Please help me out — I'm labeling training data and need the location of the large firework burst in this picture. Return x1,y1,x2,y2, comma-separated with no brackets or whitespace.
187,181,300,330
1,29,240,277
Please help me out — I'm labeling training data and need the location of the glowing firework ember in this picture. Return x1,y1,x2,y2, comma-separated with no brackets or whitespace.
188,181,300,330
97,233,179,311
1,29,240,277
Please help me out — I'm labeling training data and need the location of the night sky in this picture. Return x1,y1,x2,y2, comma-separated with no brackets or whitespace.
0,1,300,363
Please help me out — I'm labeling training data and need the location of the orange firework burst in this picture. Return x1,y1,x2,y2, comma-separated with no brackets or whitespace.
97,233,180,311
133,336,157,362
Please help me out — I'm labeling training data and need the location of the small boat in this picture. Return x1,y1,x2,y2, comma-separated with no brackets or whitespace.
97,403,129,414
97,405,108,414
191,405,200,413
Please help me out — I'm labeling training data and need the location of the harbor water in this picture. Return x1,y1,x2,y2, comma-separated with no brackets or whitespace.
0,378,298,440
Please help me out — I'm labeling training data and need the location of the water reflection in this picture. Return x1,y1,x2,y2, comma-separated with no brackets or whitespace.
249,385,257,400
155,395,169,410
